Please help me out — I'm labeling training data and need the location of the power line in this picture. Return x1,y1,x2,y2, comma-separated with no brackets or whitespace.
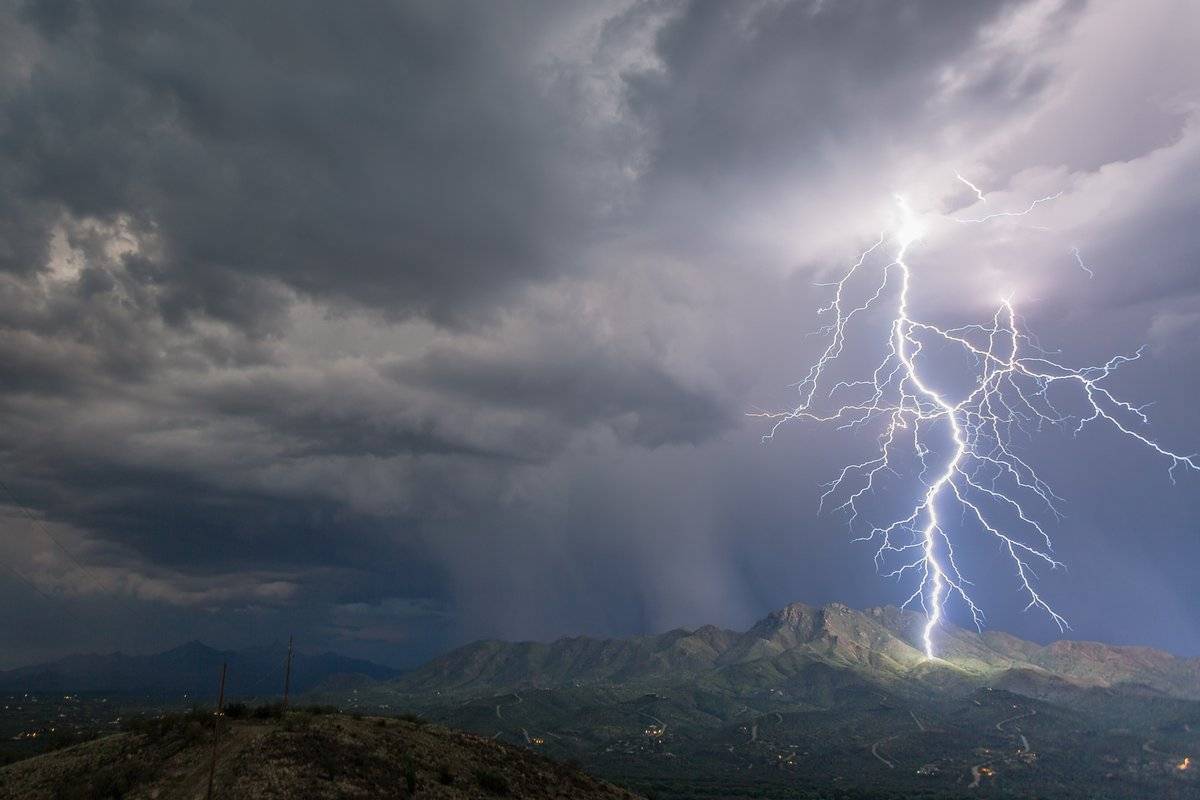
0,479,114,594
0,478,295,677
0,559,60,605
0,477,170,640
0,480,80,606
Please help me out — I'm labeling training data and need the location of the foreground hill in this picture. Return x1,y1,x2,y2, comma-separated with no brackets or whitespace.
0,711,643,800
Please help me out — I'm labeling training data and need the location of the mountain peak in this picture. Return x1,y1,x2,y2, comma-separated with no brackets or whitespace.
393,600,1200,701
164,640,221,656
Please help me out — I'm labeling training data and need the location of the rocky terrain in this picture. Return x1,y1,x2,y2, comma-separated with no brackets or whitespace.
319,602,1200,799
4,603,1197,799
0,710,643,800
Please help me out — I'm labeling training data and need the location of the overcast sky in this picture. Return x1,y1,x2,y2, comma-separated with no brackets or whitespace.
1,0,1198,668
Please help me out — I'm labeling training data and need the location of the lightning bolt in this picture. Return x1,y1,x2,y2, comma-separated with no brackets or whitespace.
952,191,1063,224
955,171,987,203
1070,246,1095,279
756,189,1198,659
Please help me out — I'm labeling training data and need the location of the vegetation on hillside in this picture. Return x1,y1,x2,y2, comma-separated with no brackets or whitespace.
0,710,644,800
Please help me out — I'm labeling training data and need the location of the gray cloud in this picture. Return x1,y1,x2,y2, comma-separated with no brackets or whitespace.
3,0,641,325
0,0,1198,666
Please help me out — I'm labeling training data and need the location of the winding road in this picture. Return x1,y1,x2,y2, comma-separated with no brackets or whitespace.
995,709,1035,732
968,707,1037,788
494,692,523,720
871,735,898,769
1143,739,1176,759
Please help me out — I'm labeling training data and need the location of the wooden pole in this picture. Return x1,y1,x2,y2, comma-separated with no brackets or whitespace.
282,635,294,710
206,661,227,800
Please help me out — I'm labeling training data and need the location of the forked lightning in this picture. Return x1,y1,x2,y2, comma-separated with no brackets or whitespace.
756,188,1198,658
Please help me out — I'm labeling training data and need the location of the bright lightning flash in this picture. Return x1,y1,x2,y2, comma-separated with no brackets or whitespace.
954,171,987,203
756,193,1198,659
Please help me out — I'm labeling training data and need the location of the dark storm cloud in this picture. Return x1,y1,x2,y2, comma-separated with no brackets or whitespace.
622,0,1082,270
1,0,1198,666
3,0,632,324
632,0,1029,180
396,331,734,448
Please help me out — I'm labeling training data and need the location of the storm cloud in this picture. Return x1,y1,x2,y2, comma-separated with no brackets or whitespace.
0,0,1198,667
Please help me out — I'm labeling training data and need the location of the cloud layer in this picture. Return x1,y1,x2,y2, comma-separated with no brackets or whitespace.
1,0,1198,666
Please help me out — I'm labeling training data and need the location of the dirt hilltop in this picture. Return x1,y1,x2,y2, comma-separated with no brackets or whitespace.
0,711,643,800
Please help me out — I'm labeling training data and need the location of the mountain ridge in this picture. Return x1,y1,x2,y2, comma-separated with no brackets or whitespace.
393,600,1200,701
0,640,397,696
309,601,1200,800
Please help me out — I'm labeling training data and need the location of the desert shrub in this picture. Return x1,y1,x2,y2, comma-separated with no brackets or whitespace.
252,702,284,719
437,763,455,785
53,759,147,800
403,755,417,794
280,713,312,732
42,728,98,753
475,768,510,795
223,702,248,719
122,709,213,746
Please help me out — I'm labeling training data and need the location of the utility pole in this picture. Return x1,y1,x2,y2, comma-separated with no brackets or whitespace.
206,661,227,800
282,635,294,710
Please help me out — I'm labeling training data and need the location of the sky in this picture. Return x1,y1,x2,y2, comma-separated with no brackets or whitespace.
0,0,1198,668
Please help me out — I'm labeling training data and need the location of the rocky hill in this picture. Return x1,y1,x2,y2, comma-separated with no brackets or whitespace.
0,711,643,800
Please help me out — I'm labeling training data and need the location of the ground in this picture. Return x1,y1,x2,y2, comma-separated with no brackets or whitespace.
0,710,644,800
